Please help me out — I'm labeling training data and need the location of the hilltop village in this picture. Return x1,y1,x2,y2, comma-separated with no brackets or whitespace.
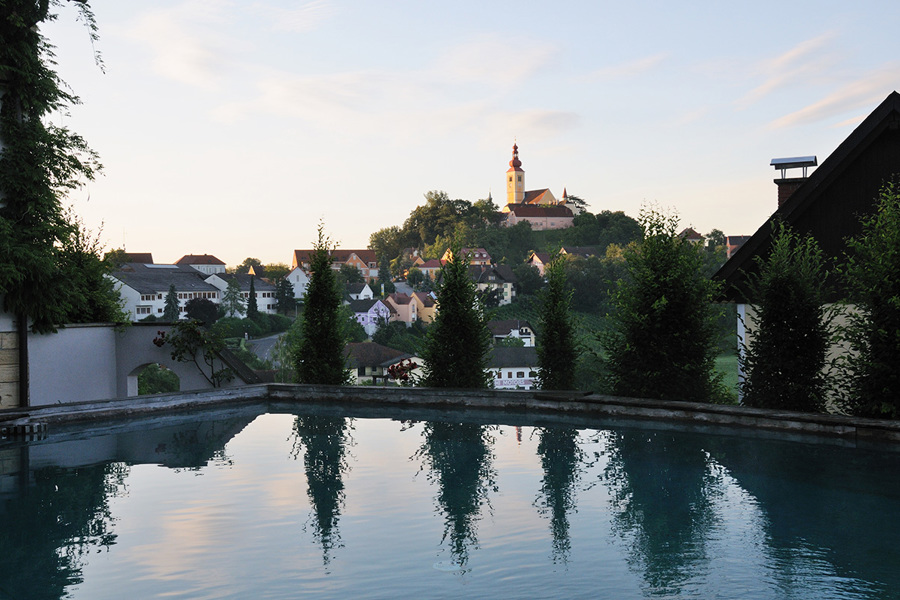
104,144,735,392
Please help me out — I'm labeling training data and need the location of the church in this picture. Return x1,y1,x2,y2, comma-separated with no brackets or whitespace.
499,143,577,230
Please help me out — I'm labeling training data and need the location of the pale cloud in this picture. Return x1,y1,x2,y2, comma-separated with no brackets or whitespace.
507,109,580,136
736,33,839,108
434,35,557,86
587,53,667,81
252,0,337,33
768,66,900,129
125,1,240,89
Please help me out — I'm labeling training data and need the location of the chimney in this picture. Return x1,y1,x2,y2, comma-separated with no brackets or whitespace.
771,156,817,207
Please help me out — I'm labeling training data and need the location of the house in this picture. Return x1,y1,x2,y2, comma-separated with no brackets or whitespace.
411,291,438,323
175,254,227,275
472,264,517,306
502,203,574,230
526,251,553,277
412,257,443,281
291,248,380,280
560,246,602,259
345,342,421,385
488,319,536,347
348,298,391,336
110,263,221,320
678,228,703,244
346,282,374,301
725,235,752,259
384,292,418,325
286,266,310,300
714,90,900,384
441,247,492,266
205,273,278,314
487,346,539,389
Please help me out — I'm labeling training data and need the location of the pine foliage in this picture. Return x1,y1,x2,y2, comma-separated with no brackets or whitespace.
536,256,577,390
740,222,832,411
421,242,492,388
293,224,349,385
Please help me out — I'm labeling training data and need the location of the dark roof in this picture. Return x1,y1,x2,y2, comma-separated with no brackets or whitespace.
125,252,154,264
506,204,574,218
344,342,413,368
527,251,552,264
293,249,378,268
211,273,276,291
346,282,369,295
386,292,413,305
347,298,384,313
715,91,900,303
560,246,601,258
176,254,225,266
111,263,219,294
487,346,539,368
488,319,534,336
412,292,436,307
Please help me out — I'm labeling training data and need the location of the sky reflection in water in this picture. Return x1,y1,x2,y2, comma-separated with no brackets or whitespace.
1,405,899,599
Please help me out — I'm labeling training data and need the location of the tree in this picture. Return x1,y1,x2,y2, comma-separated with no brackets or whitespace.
247,275,259,319
234,257,262,275
406,267,425,289
740,222,832,412
536,256,577,390
512,263,543,297
337,263,364,286
839,180,900,418
263,262,290,281
0,1,103,333
153,320,233,387
293,224,349,384
377,259,395,295
163,284,180,322
275,278,295,314
185,297,219,326
600,206,725,403
369,226,404,266
420,242,492,388
222,277,245,318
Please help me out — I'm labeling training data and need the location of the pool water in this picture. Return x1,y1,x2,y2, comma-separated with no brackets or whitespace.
2,403,899,599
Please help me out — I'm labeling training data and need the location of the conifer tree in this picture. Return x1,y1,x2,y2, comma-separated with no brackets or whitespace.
421,242,491,388
293,224,349,385
247,275,259,318
222,277,245,318
275,278,295,314
163,284,180,322
740,221,832,411
536,255,577,390
601,206,724,402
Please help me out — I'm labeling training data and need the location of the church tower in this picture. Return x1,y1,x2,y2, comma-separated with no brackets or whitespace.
506,142,524,204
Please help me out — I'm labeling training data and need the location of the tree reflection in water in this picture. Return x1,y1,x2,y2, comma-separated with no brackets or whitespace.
290,415,354,565
0,462,127,600
416,421,497,569
601,429,722,595
534,426,586,564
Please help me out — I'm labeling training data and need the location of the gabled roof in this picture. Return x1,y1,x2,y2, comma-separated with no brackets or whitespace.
560,246,601,258
346,282,370,295
506,204,573,218
488,319,534,336
347,298,386,314
176,254,226,266
522,189,553,204
345,342,413,368
386,292,413,305
111,263,219,294
678,228,703,241
527,251,552,264
470,264,517,284
411,291,436,307
716,91,900,302
487,346,539,368
209,273,276,291
292,249,378,269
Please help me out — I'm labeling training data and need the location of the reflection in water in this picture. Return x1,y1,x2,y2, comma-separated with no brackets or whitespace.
416,421,497,568
602,429,720,595
534,426,585,564
290,415,354,565
0,462,126,600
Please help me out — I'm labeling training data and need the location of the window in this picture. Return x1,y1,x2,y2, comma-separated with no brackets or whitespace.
508,176,512,182
136,306,151,315
507,372,512,379
496,371,501,379
516,371,525,378
157,308,163,313
517,175,522,182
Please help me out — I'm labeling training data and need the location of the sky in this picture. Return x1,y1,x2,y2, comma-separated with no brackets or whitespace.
41,0,900,268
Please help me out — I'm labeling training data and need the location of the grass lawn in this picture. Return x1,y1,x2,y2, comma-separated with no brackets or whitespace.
715,353,739,398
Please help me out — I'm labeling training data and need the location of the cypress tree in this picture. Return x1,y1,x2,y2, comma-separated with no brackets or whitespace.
163,284,180,322
293,224,349,385
421,242,491,388
247,275,259,318
536,255,577,390
740,221,832,411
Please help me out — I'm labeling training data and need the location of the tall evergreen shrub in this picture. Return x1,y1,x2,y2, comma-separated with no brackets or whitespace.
740,222,832,411
293,224,349,385
840,180,900,418
601,206,725,402
536,256,577,390
421,242,491,388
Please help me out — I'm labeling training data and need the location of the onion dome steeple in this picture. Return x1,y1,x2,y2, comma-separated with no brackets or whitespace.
506,141,525,204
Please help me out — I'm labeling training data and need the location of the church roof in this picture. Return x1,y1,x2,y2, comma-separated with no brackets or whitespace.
506,204,573,218
522,189,553,204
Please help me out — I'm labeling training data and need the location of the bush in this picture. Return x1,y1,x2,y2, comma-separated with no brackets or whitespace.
739,222,832,412
600,206,725,403
137,363,179,395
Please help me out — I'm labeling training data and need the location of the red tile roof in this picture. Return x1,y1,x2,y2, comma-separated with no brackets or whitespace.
506,204,573,217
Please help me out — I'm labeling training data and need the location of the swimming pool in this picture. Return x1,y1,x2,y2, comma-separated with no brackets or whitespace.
2,402,898,599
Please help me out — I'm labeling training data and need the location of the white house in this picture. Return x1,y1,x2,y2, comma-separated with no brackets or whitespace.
175,254,227,275
348,298,391,337
488,319,536,347
110,263,221,321
205,273,278,315
487,346,539,390
346,282,374,301
286,267,310,300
